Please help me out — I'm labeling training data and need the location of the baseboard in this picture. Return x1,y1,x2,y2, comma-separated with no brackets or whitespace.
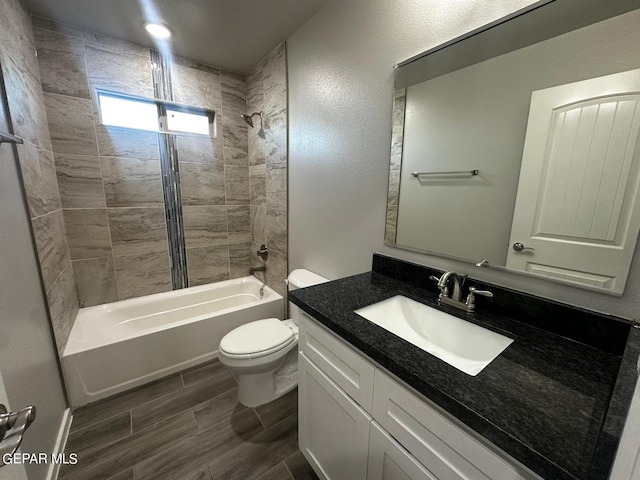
46,408,72,480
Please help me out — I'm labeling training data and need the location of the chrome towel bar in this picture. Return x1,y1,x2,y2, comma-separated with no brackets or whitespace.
0,131,23,145
411,169,478,177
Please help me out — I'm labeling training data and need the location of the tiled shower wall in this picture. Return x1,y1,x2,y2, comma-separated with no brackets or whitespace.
0,1,78,355
247,43,288,297
33,17,252,307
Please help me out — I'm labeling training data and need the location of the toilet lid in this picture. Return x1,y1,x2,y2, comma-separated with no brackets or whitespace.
219,318,295,357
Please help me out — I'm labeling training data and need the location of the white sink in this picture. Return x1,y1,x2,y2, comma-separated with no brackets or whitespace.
354,295,513,376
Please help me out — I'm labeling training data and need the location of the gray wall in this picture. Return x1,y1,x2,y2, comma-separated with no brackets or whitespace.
0,3,68,477
288,0,640,320
247,42,289,297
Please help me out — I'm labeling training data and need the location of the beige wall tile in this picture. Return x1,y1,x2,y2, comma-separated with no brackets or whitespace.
46,262,79,355
83,31,150,56
262,110,287,164
229,232,251,279
114,251,172,300
224,166,250,205
73,257,118,307
55,153,106,208
44,92,98,155
96,125,160,159
183,206,228,249
227,206,250,233
3,58,53,150
101,157,164,208
250,206,267,246
17,142,62,218
180,162,226,206
222,123,248,166
172,62,222,111
85,45,153,98
34,27,90,99
108,208,168,257
221,71,247,129
187,245,230,286
267,207,287,256
175,134,223,164
32,209,71,291
266,162,287,210
250,164,266,206
64,209,112,260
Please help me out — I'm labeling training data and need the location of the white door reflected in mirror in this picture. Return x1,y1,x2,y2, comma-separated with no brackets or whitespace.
506,69,640,292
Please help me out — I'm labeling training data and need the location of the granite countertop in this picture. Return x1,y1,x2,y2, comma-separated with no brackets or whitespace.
289,270,640,480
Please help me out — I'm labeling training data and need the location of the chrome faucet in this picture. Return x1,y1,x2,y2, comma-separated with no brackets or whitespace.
431,271,464,302
430,271,493,312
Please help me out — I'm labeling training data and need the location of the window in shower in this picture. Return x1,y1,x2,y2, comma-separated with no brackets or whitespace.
97,89,216,137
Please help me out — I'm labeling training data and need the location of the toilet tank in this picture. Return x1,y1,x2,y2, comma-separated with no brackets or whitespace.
287,269,328,323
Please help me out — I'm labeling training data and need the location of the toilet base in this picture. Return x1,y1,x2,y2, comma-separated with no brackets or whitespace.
236,349,298,407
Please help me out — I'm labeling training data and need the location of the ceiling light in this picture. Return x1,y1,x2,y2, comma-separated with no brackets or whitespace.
144,22,171,39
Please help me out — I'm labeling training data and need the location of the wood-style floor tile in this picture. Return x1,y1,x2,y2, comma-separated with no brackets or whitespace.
255,388,297,429
131,370,236,431
181,359,230,387
105,469,134,480
65,411,130,457
255,462,293,480
70,374,183,432
60,410,196,480
209,413,298,480
284,451,319,480
135,408,264,480
64,355,312,480
193,387,247,431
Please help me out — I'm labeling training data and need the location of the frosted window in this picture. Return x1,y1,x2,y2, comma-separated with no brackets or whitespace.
98,94,158,131
166,109,210,135
97,90,215,138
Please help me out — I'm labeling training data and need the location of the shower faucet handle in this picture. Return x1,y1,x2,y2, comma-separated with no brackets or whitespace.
257,244,268,260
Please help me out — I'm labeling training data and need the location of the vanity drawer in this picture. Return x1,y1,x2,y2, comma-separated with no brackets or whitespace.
372,370,538,480
299,313,375,412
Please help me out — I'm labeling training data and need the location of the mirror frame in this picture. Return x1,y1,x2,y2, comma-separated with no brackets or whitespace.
385,0,640,296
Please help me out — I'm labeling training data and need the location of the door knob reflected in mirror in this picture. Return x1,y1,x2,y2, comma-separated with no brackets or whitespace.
512,242,535,252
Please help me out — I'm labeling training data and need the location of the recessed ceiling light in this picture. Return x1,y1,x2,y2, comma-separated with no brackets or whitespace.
144,22,171,39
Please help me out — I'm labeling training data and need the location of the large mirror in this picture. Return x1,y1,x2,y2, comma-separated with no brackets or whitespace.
386,0,640,295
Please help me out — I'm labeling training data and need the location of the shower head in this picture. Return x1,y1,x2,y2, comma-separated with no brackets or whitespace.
240,112,263,128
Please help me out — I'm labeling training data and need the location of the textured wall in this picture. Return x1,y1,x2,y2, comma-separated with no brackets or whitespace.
287,0,640,319
247,42,289,296
34,17,252,305
0,3,78,355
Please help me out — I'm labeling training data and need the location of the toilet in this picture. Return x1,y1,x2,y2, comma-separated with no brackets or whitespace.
218,269,328,407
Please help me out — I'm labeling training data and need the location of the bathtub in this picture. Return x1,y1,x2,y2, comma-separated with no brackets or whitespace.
63,276,283,407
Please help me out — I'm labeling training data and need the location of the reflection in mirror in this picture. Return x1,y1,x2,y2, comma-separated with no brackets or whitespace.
386,0,640,294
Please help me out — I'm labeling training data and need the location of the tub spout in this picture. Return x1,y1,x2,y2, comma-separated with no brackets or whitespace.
250,266,266,273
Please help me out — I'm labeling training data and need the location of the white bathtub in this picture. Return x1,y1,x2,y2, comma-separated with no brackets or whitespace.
63,276,283,407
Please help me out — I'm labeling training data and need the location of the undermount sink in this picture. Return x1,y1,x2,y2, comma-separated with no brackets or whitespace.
354,295,513,376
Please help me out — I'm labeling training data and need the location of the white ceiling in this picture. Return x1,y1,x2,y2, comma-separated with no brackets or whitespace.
24,0,331,73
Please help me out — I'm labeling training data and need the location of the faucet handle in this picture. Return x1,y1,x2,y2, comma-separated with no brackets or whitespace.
468,287,493,298
465,287,493,312
429,275,441,283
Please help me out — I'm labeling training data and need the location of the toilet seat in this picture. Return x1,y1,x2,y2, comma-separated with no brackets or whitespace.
219,318,295,359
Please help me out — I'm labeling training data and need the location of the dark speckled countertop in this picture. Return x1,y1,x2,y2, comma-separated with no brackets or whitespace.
289,256,640,480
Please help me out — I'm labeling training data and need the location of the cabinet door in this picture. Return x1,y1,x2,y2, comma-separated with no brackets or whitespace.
299,313,375,412
299,352,372,480
368,422,438,480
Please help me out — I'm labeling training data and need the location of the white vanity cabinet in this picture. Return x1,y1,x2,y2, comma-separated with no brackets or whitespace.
298,313,542,480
